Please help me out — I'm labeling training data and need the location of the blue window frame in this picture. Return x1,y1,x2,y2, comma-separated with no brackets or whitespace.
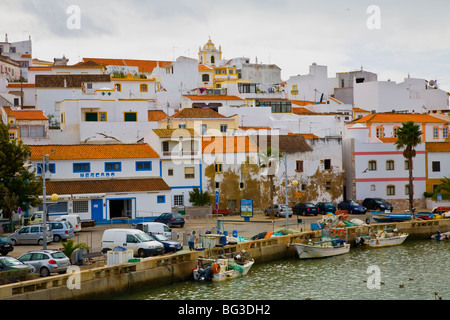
73,163,90,173
136,161,152,171
37,163,56,174
157,195,166,204
105,162,122,172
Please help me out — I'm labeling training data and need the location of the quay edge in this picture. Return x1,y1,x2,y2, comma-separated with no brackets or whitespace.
0,219,448,300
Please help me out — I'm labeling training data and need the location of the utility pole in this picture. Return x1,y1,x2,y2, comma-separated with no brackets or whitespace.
42,154,49,250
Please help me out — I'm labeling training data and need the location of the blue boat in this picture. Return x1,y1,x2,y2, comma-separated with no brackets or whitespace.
371,212,413,223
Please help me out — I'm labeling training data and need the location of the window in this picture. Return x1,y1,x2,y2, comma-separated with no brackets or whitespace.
178,124,186,129
168,169,174,176
85,112,107,122
9,132,15,140
368,160,377,171
185,167,195,179
443,126,448,139
105,162,121,172
115,84,122,92
404,160,411,170
326,181,331,191
220,124,228,133
370,185,376,191
387,185,395,196
433,127,439,139
296,161,304,172
124,112,137,122
291,85,298,95
201,124,207,135
73,163,90,173
202,74,210,82
157,196,166,204
376,126,384,138
37,163,56,174
405,185,410,196
73,201,89,213
136,161,152,171
215,163,223,173
215,182,220,189
393,126,400,137
239,182,244,189
211,55,215,64
19,126,45,138
174,195,184,206
140,84,148,92
432,161,440,172
228,69,234,75
162,141,169,152
61,113,65,124
324,159,331,170
386,160,394,171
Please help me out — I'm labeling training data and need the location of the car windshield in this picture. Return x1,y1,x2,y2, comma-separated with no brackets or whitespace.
349,201,359,206
153,234,168,241
1,257,22,266
305,203,315,207
279,205,289,209
172,213,183,219
135,233,154,242
375,199,387,204
51,252,68,259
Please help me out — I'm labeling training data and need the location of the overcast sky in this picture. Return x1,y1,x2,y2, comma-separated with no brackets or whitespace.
1,0,450,91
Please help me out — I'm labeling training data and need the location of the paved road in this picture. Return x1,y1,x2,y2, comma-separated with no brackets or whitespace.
3,212,372,259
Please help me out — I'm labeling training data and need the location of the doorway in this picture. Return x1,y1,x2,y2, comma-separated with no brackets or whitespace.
109,199,134,219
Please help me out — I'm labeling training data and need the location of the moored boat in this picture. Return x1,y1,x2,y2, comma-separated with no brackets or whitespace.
294,239,350,259
431,231,450,241
371,211,413,223
355,228,408,248
193,250,254,282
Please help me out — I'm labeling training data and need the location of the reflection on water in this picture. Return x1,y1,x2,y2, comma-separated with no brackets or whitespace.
108,240,449,300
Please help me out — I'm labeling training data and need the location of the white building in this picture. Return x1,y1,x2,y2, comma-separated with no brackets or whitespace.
28,144,171,223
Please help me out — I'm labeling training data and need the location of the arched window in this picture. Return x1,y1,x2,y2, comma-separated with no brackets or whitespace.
211,55,215,64
202,74,210,82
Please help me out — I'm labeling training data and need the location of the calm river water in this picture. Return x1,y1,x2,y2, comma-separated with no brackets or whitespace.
108,239,449,300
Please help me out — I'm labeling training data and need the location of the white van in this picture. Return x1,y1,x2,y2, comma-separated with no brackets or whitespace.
53,214,82,233
101,229,164,257
135,222,172,238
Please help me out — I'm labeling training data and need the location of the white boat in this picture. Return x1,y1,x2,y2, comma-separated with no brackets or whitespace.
431,231,450,241
294,239,350,259
355,229,408,248
193,251,254,282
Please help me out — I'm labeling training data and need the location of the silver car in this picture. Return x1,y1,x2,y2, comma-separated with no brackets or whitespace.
264,204,293,217
18,250,71,277
46,221,75,242
9,225,53,246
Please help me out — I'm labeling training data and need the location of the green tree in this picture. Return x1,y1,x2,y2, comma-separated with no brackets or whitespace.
0,123,42,221
394,121,423,211
60,239,90,260
432,177,450,200
189,188,211,206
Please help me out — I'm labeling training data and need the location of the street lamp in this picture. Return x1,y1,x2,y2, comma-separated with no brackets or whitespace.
283,154,299,230
40,154,58,250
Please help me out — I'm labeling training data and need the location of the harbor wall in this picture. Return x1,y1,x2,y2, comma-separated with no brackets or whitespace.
1,219,449,300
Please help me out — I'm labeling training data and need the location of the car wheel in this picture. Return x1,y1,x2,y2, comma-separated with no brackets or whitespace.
138,249,147,258
11,239,17,246
40,267,50,277
54,235,61,242
38,239,44,246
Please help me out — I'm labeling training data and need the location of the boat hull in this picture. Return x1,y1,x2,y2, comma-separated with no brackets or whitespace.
294,243,350,259
359,234,409,248
211,261,254,282
371,212,412,223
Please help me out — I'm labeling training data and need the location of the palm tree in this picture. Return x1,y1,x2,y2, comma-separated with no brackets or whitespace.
433,177,450,200
395,121,423,212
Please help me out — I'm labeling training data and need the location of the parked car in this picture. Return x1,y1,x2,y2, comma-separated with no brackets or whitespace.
154,212,185,228
9,225,53,246
53,214,82,232
0,237,14,256
362,198,393,212
264,204,293,217
18,250,70,277
0,256,35,274
46,221,75,242
101,229,165,258
337,200,367,214
148,234,183,253
293,203,319,216
135,222,172,238
316,202,337,214
28,211,44,225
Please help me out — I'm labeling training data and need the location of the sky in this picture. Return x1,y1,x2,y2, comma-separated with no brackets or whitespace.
1,0,450,91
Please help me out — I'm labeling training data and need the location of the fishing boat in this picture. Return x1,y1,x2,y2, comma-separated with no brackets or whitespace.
431,231,450,241
355,228,408,248
293,239,350,259
193,250,254,282
371,211,413,223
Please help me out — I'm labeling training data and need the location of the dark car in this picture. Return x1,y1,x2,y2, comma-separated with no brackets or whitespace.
154,212,185,228
0,256,35,273
148,234,183,253
316,202,336,214
293,203,319,216
337,200,367,214
362,198,393,212
0,237,14,256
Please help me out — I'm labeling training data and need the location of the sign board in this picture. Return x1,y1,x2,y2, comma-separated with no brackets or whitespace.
240,199,253,218
215,191,219,211
437,194,442,201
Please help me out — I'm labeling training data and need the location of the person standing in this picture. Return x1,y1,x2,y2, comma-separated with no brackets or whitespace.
188,231,196,251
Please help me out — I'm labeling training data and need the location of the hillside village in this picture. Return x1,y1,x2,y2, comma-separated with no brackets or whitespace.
1,35,450,223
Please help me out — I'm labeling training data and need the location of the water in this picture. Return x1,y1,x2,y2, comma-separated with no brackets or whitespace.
107,240,449,300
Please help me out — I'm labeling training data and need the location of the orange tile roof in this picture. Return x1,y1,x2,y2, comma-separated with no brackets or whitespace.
425,142,450,152
301,133,320,139
353,113,449,124
152,128,198,138
199,64,213,71
7,83,35,88
2,107,48,120
148,110,168,121
378,137,398,143
202,136,258,154
292,107,315,115
239,126,272,131
29,144,159,161
353,107,370,113
28,67,52,71
83,58,172,73
171,108,227,119
184,95,244,101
